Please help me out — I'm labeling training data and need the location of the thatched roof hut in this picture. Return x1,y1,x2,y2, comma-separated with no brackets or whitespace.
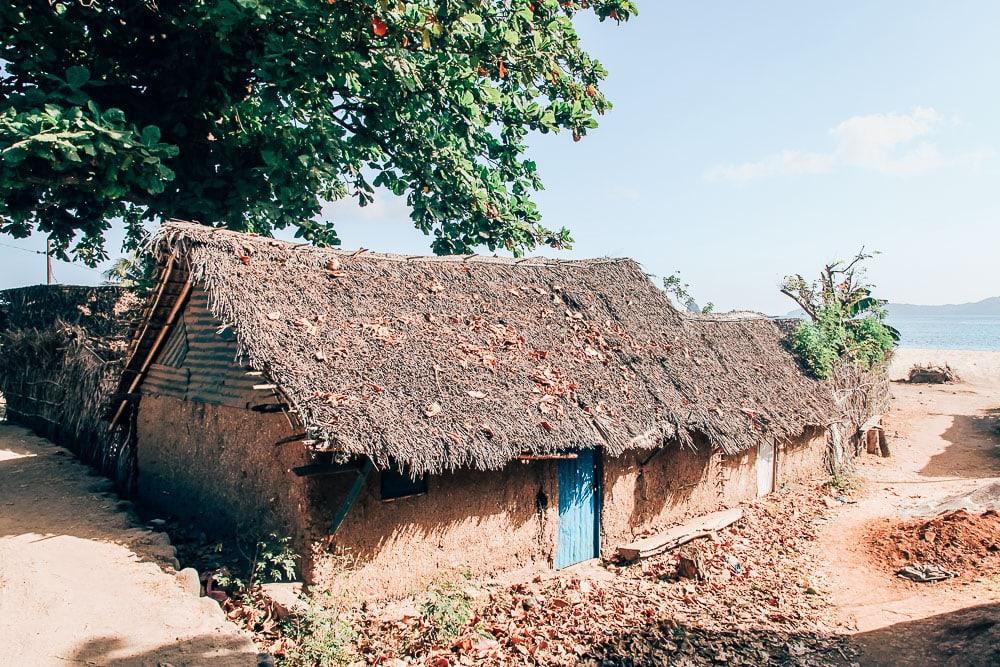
114,222,835,476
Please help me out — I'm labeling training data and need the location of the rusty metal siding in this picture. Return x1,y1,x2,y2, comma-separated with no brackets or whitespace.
140,288,265,408
158,318,189,368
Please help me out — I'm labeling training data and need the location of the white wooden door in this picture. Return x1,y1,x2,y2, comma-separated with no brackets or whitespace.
756,440,775,496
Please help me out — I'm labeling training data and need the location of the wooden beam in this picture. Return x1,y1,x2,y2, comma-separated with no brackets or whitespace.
110,276,193,429
516,453,578,461
858,414,883,434
617,508,743,562
329,460,374,534
291,462,363,477
273,433,310,447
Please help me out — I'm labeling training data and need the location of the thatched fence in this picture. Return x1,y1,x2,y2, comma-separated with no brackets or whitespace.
827,360,892,472
0,285,138,489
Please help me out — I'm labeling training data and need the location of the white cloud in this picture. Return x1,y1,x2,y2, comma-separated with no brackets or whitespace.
705,150,834,182
706,107,985,183
321,188,410,221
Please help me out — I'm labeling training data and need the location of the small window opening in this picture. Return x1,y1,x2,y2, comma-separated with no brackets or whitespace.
380,466,428,501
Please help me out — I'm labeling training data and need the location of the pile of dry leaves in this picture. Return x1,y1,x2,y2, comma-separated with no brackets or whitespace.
234,481,854,666
867,509,1000,577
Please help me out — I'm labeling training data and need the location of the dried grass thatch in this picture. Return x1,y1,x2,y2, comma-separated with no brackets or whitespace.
0,285,138,483
115,222,838,474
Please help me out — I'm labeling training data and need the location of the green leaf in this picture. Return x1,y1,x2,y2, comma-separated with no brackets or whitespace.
0,0,630,262
261,149,278,167
141,125,161,146
65,66,90,88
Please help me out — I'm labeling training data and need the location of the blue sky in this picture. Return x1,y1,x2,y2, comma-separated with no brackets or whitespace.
3,1,999,314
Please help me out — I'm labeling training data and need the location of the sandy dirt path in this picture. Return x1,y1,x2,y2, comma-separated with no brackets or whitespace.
0,425,259,667
818,350,1000,665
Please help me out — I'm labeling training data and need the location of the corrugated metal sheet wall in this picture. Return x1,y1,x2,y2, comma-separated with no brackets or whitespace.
143,289,269,408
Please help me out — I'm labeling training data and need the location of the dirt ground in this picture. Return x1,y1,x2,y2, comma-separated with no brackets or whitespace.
820,349,1000,666
0,425,259,667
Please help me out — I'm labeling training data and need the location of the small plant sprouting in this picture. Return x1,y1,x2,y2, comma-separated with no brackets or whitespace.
828,470,859,495
252,533,298,585
663,273,714,314
420,569,477,644
277,607,356,667
214,533,299,594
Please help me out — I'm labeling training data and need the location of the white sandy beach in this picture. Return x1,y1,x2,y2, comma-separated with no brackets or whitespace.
890,347,1000,388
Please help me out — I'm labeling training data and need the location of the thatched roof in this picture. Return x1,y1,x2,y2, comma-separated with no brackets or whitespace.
115,221,835,474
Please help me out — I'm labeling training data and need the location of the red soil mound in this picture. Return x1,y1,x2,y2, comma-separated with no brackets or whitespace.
868,509,1000,576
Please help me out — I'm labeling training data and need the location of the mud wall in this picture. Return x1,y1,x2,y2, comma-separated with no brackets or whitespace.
601,430,827,556
776,428,828,485
135,395,312,542
135,390,828,599
307,460,558,599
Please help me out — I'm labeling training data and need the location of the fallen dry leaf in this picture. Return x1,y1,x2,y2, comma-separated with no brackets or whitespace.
424,402,442,417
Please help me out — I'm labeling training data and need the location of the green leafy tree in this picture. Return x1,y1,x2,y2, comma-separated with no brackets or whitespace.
781,249,899,378
1,0,636,263
662,272,714,314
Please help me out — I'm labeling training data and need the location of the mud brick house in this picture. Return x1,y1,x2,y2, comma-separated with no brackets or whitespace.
108,222,841,597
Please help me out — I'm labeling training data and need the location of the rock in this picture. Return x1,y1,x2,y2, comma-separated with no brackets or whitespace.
380,599,420,623
143,531,172,547
176,567,201,597
261,582,308,620
197,596,225,620
145,544,180,570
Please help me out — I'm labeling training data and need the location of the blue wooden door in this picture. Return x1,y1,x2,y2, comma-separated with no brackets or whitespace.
556,449,599,568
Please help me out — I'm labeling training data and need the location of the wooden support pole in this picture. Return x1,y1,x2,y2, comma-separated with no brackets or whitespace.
516,453,578,461
329,460,374,534
291,462,364,477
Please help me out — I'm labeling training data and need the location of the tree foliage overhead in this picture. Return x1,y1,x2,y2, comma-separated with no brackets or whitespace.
781,249,899,379
662,272,713,314
0,0,636,263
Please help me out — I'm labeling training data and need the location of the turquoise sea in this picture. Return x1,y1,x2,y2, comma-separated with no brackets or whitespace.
888,317,1000,352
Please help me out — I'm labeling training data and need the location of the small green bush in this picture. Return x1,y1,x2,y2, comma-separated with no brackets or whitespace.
851,316,896,369
791,320,840,380
253,533,298,584
420,571,476,644
782,249,898,379
278,608,356,667
792,308,895,379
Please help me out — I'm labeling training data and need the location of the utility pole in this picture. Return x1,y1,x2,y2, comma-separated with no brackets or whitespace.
46,238,53,285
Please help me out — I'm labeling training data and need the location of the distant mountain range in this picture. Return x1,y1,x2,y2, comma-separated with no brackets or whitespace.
786,296,1000,319
885,297,1000,318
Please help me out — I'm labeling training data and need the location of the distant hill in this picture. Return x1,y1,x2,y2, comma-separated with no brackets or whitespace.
885,297,1000,318
785,296,1000,319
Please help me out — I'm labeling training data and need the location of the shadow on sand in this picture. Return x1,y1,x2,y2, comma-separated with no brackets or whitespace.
67,635,263,667
850,602,1000,667
919,413,1000,479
